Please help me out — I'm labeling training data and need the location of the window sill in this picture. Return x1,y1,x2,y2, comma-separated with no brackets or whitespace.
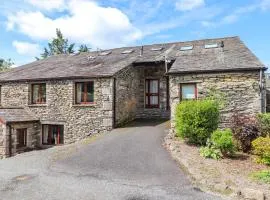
72,103,97,107
28,104,47,107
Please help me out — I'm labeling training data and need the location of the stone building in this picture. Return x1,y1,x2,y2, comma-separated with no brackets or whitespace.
0,36,266,158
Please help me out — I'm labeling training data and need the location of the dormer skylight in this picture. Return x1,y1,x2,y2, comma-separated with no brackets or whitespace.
99,51,112,56
151,47,164,51
180,45,193,51
204,43,218,49
121,49,134,54
87,56,96,60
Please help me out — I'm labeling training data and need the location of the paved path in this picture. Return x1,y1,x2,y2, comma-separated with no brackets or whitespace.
0,120,221,200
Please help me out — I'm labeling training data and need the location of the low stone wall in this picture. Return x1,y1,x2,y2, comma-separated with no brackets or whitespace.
170,71,263,128
0,78,114,144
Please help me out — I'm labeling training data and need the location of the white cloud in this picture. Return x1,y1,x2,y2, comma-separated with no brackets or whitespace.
12,40,40,56
261,0,270,10
25,0,66,11
175,0,205,11
7,0,142,48
201,4,260,28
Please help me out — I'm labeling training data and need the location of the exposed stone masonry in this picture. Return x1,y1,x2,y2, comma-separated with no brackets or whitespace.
0,78,114,145
170,71,263,128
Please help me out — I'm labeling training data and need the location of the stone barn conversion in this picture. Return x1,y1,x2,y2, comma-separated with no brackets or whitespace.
0,36,266,158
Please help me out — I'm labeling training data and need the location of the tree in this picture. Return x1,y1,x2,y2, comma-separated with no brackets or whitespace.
78,44,90,53
39,28,75,59
0,58,13,72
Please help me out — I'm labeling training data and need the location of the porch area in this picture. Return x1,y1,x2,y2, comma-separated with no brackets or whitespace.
114,63,170,127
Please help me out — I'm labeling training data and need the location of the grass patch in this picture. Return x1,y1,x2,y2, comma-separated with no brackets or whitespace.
250,170,270,184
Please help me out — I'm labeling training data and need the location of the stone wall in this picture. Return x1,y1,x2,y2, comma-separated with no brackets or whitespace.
170,71,263,128
0,78,114,144
114,65,140,126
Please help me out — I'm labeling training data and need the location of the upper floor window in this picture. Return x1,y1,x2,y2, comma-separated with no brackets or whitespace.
32,83,46,104
75,82,94,104
180,83,197,100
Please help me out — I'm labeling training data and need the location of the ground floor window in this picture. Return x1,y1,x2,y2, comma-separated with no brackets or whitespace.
145,79,159,108
180,83,197,100
42,125,64,145
17,128,27,148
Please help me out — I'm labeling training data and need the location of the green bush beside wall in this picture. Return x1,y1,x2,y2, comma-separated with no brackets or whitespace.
175,99,219,145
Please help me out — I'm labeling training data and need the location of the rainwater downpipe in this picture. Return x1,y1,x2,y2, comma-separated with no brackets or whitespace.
259,68,265,113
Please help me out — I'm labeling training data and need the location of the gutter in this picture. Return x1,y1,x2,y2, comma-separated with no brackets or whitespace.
166,67,266,75
0,75,113,84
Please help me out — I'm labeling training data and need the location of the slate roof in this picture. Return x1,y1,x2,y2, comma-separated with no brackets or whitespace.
0,108,38,123
0,36,265,82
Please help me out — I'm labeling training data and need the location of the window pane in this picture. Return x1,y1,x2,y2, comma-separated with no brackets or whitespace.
17,129,27,147
182,84,196,99
86,82,94,102
32,84,46,104
150,96,158,105
150,80,158,93
76,83,83,103
32,85,39,103
40,84,46,102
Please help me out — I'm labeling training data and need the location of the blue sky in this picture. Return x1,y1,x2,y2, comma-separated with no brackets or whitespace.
0,0,270,67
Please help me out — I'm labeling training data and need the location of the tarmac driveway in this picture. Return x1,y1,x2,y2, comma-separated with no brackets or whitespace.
0,120,221,200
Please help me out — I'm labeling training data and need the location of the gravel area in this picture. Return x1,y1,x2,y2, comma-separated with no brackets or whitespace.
0,120,221,200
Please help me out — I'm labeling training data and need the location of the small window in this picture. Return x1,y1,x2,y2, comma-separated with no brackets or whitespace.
180,84,197,100
180,45,193,51
42,125,64,145
32,83,46,104
99,51,111,56
205,43,218,49
75,82,94,104
151,47,164,51
121,49,134,54
145,79,159,108
17,129,27,148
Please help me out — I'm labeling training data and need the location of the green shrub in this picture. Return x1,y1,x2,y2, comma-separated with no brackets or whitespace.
252,137,270,165
211,129,235,156
250,170,270,184
199,144,222,160
175,99,219,145
257,113,270,137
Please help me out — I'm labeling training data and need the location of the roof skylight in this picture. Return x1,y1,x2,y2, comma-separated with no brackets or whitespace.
87,56,96,60
180,45,193,51
121,49,134,54
204,43,218,49
99,51,112,56
151,47,164,51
